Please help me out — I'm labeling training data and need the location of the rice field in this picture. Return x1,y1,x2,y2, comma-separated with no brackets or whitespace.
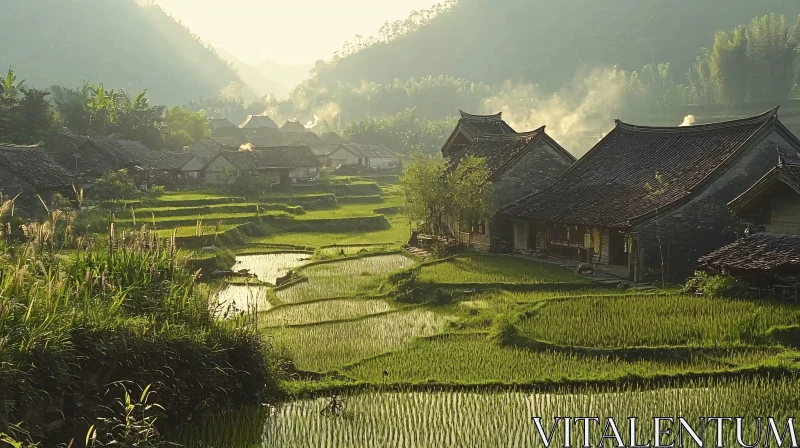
276,254,415,303
264,309,451,372
419,255,593,285
260,298,397,327
215,285,273,315
154,224,238,237
244,378,800,448
519,294,800,347
232,253,310,284
344,334,777,384
250,215,411,248
316,244,399,258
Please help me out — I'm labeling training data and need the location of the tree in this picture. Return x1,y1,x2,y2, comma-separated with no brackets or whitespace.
450,156,494,238
400,153,450,240
401,152,494,246
164,106,210,150
94,170,140,200
0,69,56,144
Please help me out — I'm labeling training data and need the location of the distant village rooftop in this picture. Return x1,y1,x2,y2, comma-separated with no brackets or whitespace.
0,144,73,189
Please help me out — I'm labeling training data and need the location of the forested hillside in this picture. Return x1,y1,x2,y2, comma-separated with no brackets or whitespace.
315,0,800,91
0,0,239,104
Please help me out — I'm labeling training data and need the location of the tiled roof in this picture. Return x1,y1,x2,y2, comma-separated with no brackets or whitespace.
698,232,800,271
0,144,73,189
239,114,278,129
457,111,517,137
280,120,308,133
218,146,322,170
502,109,781,228
335,143,398,158
320,132,347,144
729,157,800,216
208,118,236,130
151,152,199,170
445,127,574,179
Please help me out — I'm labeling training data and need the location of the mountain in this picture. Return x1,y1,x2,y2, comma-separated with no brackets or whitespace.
315,0,800,91
215,49,313,99
0,0,240,105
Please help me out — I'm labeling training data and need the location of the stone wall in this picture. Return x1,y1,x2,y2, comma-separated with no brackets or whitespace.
635,131,795,281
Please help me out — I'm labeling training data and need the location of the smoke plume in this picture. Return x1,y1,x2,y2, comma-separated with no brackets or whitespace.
679,115,696,127
481,68,627,157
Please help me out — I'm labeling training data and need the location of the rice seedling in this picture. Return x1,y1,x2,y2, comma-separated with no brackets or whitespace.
250,215,411,247
264,308,451,372
232,253,310,284
316,244,399,258
344,334,778,384
419,255,593,285
248,378,800,448
276,254,415,303
260,298,397,327
519,294,800,347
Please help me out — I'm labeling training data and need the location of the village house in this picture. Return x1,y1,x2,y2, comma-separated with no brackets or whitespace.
239,114,278,131
326,143,400,169
187,137,239,161
149,152,206,188
280,120,308,133
698,153,800,299
440,111,516,159
0,144,75,215
442,128,575,251
207,118,237,132
204,146,322,186
500,109,800,282
42,133,154,187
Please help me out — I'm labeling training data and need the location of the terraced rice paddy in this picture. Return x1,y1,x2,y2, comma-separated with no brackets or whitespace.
264,309,451,372
251,378,800,448
215,285,273,315
250,215,411,248
276,254,415,303
317,244,398,257
232,253,310,284
518,294,800,347
344,334,777,384
260,298,397,327
419,255,593,285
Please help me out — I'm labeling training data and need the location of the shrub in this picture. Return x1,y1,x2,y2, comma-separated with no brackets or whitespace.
94,169,141,200
689,272,746,298
488,312,520,345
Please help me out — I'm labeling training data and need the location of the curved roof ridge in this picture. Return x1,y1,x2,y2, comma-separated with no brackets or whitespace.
614,107,779,134
459,110,503,121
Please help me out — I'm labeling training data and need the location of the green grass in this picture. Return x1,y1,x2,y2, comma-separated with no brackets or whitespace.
130,203,303,217
264,308,451,372
519,294,800,347
419,255,593,285
252,215,411,249
260,298,398,327
295,202,402,221
275,254,415,303
344,333,778,384
154,224,238,238
117,211,267,224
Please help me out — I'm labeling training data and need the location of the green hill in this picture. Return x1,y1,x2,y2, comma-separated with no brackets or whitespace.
315,0,800,91
0,0,240,105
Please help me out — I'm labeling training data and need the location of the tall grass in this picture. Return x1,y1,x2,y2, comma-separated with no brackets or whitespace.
519,294,800,347
0,225,284,444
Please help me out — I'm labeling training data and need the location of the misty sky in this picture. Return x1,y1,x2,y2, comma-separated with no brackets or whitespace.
153,0,441,65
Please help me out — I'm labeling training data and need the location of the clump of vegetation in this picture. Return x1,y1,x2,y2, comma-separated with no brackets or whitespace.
0,209,286,445
686,271,746,298
488,311,520,345
389,269,425,303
